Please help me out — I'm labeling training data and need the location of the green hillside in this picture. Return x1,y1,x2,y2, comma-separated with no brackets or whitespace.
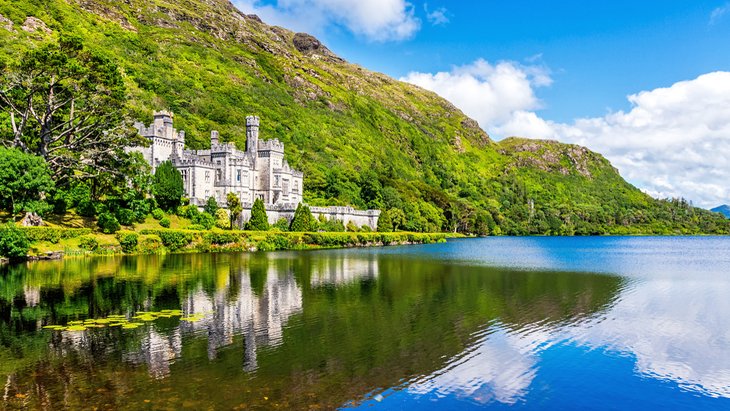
1,0,728,235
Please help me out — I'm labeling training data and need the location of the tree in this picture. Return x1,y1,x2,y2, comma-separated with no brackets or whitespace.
0,147,55,215
204,197,219,216
227,192,243,229
0,35,142,182
289,203,317,232
153,161,184,211
0,223,30,259
246,198,269,231
389,208,406,231
377,210,394,232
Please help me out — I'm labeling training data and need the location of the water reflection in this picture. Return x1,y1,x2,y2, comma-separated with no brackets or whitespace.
1,239,729,409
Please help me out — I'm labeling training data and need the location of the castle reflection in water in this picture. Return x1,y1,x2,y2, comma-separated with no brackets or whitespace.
46,254,379,379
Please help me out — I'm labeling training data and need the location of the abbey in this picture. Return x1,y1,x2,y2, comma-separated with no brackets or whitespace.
131,111,380,229
132,111,303,207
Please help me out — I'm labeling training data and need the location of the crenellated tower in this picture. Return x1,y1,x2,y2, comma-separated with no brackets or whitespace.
246,116,260,155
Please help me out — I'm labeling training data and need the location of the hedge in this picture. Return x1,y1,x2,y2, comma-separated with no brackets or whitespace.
20,227,93,244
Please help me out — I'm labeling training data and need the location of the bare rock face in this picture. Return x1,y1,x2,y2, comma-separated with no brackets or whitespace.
292,33,322,53
246,14,262,23
20,212,44,227
0,13,14,32
21,16,51,34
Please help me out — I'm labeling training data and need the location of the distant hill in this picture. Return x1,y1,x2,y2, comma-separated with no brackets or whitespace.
1,0,729,235
711,205,730,218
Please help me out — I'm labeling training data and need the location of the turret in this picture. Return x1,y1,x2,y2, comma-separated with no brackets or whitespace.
153,111,174,139
211,130,219,146
246,115,260,153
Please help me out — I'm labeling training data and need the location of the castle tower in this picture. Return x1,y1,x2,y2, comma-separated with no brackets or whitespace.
153,111,174,139
211,130,219,146
246,116,260,154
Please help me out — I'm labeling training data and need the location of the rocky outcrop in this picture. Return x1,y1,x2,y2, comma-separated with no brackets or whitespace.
0,13,14,32
21,16,51,34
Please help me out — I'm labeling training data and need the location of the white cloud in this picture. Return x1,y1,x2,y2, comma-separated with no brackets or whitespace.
424,4,449,26
710,3,730,25
233,0,420,41
400,59,552,129
403,59,730,208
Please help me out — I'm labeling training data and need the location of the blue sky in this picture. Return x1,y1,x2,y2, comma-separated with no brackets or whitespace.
234,0,730,207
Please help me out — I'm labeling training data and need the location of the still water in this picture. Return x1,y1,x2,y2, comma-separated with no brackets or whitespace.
0,237,729,410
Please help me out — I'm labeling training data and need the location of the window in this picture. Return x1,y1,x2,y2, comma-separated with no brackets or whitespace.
236,169,241,182
215,169,222,182
205,171,210,182
274,175,280,187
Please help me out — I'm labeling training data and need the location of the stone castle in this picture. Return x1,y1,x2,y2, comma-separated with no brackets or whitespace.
131,111,380,229
133,111,303,208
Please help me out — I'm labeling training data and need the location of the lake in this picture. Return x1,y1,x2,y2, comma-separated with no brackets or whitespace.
1,237,729,410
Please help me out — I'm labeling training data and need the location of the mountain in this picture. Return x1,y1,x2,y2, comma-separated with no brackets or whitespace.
711,205,730,218
1,0,728,235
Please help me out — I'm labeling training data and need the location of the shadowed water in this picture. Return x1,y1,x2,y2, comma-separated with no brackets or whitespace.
0,237,729,409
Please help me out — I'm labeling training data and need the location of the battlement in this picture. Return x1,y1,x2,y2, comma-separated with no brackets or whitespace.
258,139,284,153
246,115,260,127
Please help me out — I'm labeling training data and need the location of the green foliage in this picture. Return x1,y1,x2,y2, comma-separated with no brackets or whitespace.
215,209,229,229
115,231,139,253
159,217,171,228
346,221,359,232
227,192,243,230
19,227,92,243
0,34,136,182
204,197,218,216
153,161,184,211
97,212,120,234
377,210,393,232
115,208,135,226
193,212,215,230
319,217,345,232
140,229,195,251
246,198,269,231
138,235,163,254
0,147,55,215
272,218,290,231
78,236,99,251
0,224,29,259
152,208,165,220
289,203,317,232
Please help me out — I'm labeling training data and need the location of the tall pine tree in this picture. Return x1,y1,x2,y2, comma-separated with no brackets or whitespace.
289,203,317,232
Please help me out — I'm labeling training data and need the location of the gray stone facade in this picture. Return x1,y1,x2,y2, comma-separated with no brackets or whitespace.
130,111,381,229
131,111,303,208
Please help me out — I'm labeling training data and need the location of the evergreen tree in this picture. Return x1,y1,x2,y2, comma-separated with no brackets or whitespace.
377,209,394,232
289,203,317,232
0,223,30,259
204,197,218,215
227,192,243,229
246,198,269,231
152,161,184,211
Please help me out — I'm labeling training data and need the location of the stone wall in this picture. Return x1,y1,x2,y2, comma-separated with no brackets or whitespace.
234,204,380,230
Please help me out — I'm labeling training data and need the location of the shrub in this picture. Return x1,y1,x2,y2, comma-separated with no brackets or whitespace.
205,231,243,245
20,227,92,243
266,233,292,250
76,199,97,217
245,198,268,231
97,212,120,234
141,229,196,251
183,205,200,219
152,208,165,220
290,203,317,232
187,224,206,231
192,211,215,229
116,208,135,226
115,231,139,253
272,218,290,231
215,209,229,229
0,224,30,259
78,235,99,251
159,217,171,228
138,235,163,254
204,197,218,216
360,225,372,232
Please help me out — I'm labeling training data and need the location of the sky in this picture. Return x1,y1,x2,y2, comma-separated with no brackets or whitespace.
232,0,730,208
